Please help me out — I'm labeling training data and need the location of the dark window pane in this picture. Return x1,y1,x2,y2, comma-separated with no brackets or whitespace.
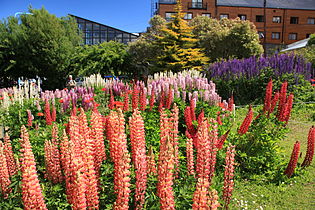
93,24,100,30
256,15,264,22
86,23,92,30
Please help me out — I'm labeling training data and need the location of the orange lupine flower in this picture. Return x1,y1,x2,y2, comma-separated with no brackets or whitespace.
37,112,44,117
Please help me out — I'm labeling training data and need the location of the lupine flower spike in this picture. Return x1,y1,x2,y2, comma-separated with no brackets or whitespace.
0,141,11,199
223,145,236,209
301,126,315,167
238,105,253,135
263,79,273,113
284,141,300,178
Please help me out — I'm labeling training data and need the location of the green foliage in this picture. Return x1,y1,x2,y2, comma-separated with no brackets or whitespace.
70,41,130,77
190,16,263,62
0,7,82,89
294,34,315,69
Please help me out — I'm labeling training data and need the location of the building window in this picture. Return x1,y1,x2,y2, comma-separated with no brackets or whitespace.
220,14,229,19
191,0,203,9
272,32,280,39
202,13,211,17
288,33,297,40
184,13,193,20
165,12,176,21
256,15,264,22
290,17,299,24
307,18,315,24
258,31,264,39
272,16,281,23
238,14,247,20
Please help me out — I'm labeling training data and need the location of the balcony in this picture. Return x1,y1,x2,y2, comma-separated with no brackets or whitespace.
159,0,176,4
188,2,207,10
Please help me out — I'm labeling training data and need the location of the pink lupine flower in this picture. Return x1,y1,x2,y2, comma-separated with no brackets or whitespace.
284,141,300,178
302,126,315,167
223,145,236,209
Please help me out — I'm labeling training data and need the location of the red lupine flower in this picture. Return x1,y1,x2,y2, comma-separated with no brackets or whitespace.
3,134,18,176
284,141,300,178
263,79,273,113
216,129,230,150
190,98,196,121
165,86,173,109
44,99,52,125
238,105,253,135
228,95,234,112
0,141,11,199
20,126,47,209
129,109,147,209
284,93,294,124
51,104,56,122
158,90,165,112
101,88,106,91
223,144,236,209
132,85,140,111
59,99,64,103
37,112,44,116
301,126,315,167
0,97,3,100
139,87,147,111
277,81,288,118
217,112,222,125
268,91,280,116
113,101,124,109
108,89,115,109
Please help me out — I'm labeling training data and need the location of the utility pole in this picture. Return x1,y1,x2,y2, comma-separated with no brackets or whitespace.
263,0,267,56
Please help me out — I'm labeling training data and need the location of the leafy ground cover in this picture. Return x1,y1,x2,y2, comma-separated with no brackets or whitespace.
231,103,315,209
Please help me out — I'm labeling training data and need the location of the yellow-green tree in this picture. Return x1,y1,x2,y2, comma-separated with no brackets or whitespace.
154,0,208,72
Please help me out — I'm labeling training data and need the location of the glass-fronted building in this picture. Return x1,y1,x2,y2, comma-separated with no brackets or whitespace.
70,14,139,45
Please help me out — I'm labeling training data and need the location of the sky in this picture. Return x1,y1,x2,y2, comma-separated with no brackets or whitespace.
0,0,152,33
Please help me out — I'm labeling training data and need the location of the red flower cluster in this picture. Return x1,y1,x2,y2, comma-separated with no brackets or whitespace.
216,129,230,150
20,126,47,209
108,89,115,110
302,126,315,167
223,144,236,209
263,79,273,113
44,99,52,125
129,109,148,209
139,86,147,111
284,141,300,178
238,105,253,135
123,90,129,112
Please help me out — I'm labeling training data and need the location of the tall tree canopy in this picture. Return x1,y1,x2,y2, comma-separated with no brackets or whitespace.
0,7,81,89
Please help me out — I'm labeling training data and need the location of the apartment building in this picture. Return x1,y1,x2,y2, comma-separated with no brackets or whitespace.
155,0,315,50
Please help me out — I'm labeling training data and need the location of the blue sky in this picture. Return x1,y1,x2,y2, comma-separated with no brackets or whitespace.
0,0,152,33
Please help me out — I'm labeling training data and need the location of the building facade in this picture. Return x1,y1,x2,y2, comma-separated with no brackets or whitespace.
155,0,315,50
70,14,139,45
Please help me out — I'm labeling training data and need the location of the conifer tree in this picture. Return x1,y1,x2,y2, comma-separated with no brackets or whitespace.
154,0,208,72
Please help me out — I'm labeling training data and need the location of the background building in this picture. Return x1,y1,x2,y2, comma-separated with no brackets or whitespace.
70,14,139,45
153,0,315,51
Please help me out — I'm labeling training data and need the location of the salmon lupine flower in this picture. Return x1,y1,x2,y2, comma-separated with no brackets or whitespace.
302,126,315,167
147,147,157,175
263,79,273,113
284,141,300,178
192,177,210,209
107,109,131,209
3,134,18,176
149,86,155,111
158,90,165,112
44,99,52,125
238,105,253,135
0,141,11,199
26,109,33,127
209,189,220,209
123,90,129,112
228,95,234,112
20,126,47,209
170,104,179,175
277,81,288,118
186,131,195,176
90,109,106,178
223,144,236,209
157,109,175,209
165,86,173,109
268,91,279,116
216,130,230,150
139,87,146,111
78,109,99,209
132,85,140,111
129,109,147,209
195,118,211,180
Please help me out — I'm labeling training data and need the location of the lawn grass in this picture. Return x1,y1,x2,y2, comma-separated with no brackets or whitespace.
230,103,315,209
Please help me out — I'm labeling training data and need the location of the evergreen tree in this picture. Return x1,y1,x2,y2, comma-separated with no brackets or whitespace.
153,0,208,72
